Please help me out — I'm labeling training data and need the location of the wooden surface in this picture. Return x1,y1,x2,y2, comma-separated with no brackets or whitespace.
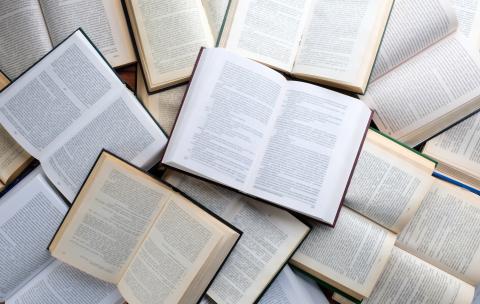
117,64,137,93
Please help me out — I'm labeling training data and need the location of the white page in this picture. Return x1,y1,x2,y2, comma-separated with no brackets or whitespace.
370,0,458,80
0,1,53,79
163,48,287,191
223,0,311,72
258,265,329,304
452,0,480,49
6,260,123,304
164,171,309,304
0,31,167,201
39,0,136,67
202,0,229,42
361,34,480,147
249,81,371,223
0,168,67,300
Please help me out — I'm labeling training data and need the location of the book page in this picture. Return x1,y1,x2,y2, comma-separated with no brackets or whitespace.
452,0,480,49
50,155,170,283
164,171,309,304
361,34,480,147
6,261,123,304
249,80,371,223
223,0,311,72
0,127,31,185
397,180,480,285
370,0,458,80
0,72,9,89
39,0,136,67
117,198,223,304
0,31,167,201
344,131,435,233
0,0,53,79
0,169,67,300
163,48,287,191
202,0,229,42
364,247,474,304
291,208,396,298
258,266,329,304
137,68,186,135
423,112,480,183
292,0,392,91
126,0,214,90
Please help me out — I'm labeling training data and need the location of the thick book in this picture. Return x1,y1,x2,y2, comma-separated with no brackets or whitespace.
162,47,372,225
49,151,241,304
0,168,123,304
218,0,394,94
422,112,480,190
0,0,136,80
0,30,167,202
291,130,480,303
162,170,310,304
359,0,480,147
123,0,216,92
0,73,32,192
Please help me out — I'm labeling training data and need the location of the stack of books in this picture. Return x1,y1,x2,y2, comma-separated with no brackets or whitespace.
0,0,480,303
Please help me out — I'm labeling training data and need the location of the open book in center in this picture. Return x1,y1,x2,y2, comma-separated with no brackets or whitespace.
49,151,241,304
162,47,372,225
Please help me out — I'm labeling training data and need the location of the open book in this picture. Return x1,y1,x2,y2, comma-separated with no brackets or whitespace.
0,73,32,192
49,152,241,304
359,0,480,147
162,48,372,224
290,130,436,300
124,0,216,92
452,0,480,49
0,168,122,304
0,30,167,202
219,0,394,94
422,112,480,190
0,0,135,80
258,265,329,304
163,170,310,304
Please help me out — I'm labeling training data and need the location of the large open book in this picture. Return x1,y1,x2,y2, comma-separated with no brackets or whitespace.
0,168,123,304
360,0,480,147
0,30,167,202
422,112,480,190
0,0,135,80
162,48,372,224
0,73,32,192
290,130,436,300
124,0,216,92
49,152,241,304
219,0,394,94
163,170,310,304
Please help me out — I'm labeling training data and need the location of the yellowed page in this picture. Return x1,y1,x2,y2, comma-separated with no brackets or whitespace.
137,68,186,135
344,130,435,233
0,127,31,184
50,154,169,283
290,208,396,298
364,247,474,304
127,0,214,90
0,72,9,89
397,179,480,285
117,197,223,304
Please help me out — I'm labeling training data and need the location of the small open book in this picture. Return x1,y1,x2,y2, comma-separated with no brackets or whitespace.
0,30,167,202
360,0,480,147
124,0,216,92
422,112,480,190
219,0,394,94
0,0,135,80
0,168,122,304
162,48,372,225
0,73,32,192
49,152,241,304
